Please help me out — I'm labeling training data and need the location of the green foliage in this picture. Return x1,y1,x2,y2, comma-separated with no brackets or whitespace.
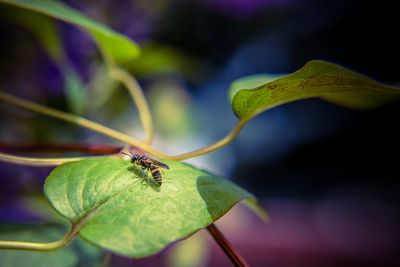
44,158,255,257
229,60,400,120
0,224,102,267
229,73,284,103
126,43,199,78
62,67,86,115
0,0,140,64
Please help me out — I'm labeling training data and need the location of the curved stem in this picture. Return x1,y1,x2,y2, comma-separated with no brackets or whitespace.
110,67,154,145
207,224,249,267
0,179,114,252
0,92,164,158
0,142,121,155
0,151,117,167
0,92,139,147
0,92,248,161
166,119,248,161
0,224,78,251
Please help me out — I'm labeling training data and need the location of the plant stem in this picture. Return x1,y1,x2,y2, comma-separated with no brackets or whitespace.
166,119,248,160
0,92,164,158
110,67,154,145
207,224,249,267
0,92,139,147
0,224,78,251
0,92,249,161
0,142,121,155
0,185,113,252
0,151,117,166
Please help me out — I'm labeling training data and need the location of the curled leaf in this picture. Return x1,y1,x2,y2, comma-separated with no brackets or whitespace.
230,60,400,120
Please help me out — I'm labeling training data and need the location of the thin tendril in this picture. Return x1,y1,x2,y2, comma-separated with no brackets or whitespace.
0,91,247,161
110,67,154,145
0,152,118,167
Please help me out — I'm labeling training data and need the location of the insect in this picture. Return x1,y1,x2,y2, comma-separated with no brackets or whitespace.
121,152,169,185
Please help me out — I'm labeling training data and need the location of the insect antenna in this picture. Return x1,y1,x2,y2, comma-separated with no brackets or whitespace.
120,151,132,157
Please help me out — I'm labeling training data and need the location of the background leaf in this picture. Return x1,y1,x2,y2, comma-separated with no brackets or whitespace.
62,67,86,115
0,224,102,267
0,0,140,64
44,158,256,258
126,43,200,79
230,60,400,120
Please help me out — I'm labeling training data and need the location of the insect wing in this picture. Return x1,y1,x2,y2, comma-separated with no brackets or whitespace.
150,159,170,169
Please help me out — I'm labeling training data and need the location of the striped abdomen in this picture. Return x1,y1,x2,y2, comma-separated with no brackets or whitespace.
150,165,162,185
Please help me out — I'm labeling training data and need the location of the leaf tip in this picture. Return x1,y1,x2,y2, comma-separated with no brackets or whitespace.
242,198,269,223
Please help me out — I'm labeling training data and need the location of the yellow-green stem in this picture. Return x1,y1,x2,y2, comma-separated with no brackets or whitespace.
166,119,248,160
0,224,78,251
110,67,154,145
0,179,115,252
0,91,247,161
0,152,118,167
0,92,163,157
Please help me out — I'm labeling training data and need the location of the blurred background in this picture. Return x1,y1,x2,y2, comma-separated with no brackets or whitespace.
0,0,399,266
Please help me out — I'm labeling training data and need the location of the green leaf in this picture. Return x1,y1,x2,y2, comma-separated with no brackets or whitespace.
230,60,400,120
0,224,103,267
126,43,199,78
44,158,256,258
228,74,285,104
320,92,399,109
0,0,140,63
63,67,86,115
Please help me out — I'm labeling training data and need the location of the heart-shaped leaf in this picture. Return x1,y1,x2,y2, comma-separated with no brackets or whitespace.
0,0,140,63
230,60,400,120
44,158,256,258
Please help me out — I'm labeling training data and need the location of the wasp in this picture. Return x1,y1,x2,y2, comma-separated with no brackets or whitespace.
121,152,169,185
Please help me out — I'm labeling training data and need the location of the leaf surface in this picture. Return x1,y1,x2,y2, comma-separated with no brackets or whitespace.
230,60,400,120
44,158,255,257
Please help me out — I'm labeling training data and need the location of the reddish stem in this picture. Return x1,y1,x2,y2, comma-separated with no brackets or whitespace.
207,224,250,267
0,142,121,155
